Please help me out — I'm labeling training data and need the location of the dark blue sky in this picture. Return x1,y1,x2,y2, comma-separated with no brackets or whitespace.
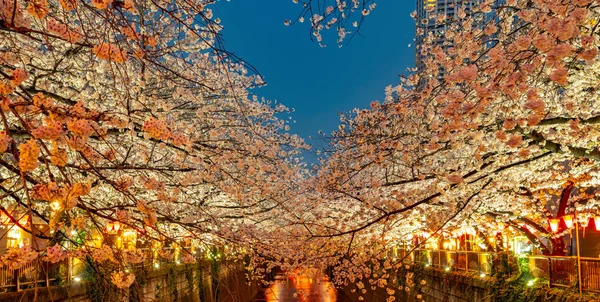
214,1,416,161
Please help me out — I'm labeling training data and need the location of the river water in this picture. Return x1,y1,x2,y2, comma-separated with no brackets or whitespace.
250,271,351,302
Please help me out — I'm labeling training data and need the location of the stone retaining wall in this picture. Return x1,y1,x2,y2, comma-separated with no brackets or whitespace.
0,261,257,302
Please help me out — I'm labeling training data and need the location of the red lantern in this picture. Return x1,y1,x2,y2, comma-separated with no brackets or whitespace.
580,216,590,228
106,221,114,233
578,215,590,238
549,219,560,233
563,215,573,229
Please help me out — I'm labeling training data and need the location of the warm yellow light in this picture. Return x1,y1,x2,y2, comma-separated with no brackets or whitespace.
563,215,573,229
50,201,61,211
7,227,20,239
580,216,590,228
106,221,114,233
595,216,600,231
549,219,560,233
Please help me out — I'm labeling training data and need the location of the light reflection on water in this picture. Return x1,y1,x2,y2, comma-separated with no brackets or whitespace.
253,270,347,302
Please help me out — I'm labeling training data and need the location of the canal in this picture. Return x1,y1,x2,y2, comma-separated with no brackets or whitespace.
250,271,352,302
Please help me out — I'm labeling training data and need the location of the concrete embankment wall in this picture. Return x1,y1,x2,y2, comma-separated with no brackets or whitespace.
338,268,595,302
0,261,257,302
340,269,489,302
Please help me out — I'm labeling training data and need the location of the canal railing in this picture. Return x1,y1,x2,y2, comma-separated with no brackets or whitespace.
0,247,191,293
397,249,600,293
3,247,600,294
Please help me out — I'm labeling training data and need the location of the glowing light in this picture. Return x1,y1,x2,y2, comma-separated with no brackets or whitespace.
50,201,61,211
549,218,560,232
580,215,590,228
563,215,573,229
73,277,81,282
7,227,20,240
595,216,600,231
444,267,450,272
106,221,114,233
527,280,535,287
154,263,160,269
106,221,121,234
480,273,486,278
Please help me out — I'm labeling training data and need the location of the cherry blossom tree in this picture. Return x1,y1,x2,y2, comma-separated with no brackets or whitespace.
0,0,310,293
284,0,376,46
298,0,600,296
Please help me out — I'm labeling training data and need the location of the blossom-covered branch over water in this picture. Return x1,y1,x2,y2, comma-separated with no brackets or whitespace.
1,0,600,300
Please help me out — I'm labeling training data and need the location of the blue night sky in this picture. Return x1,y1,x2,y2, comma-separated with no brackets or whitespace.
214,1,416,162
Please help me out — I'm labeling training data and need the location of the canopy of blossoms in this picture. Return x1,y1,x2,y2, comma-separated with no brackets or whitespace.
1,0,600,297
293,0,600,286
0,0,311,288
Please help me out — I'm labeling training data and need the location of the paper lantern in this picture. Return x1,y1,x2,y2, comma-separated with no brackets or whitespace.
549,219,560,233
579,215,590,228
563,215,573,229
106,221,114,233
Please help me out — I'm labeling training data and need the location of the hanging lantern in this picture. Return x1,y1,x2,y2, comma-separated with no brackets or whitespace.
106,221,114,233
114,222,121,232
579,215,590,228
549,219,560,233
563,215,574,229
595,216,600,231
580,215,590,238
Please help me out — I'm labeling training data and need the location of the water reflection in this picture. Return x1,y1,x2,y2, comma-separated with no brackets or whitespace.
252,270,349,302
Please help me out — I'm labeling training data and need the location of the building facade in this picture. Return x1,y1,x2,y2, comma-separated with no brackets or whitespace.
415,0,506,71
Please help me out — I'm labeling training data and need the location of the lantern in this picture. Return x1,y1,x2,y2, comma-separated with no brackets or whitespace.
563,215,573,229
580,215,590,238
595,216,600,231
106,221,114,233
579,215,590,228
106,221,121,234
549,219,560,233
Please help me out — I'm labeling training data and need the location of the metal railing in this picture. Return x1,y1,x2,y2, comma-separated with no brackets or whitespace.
406,249,600,293
410,250,492,275
0,247,192,293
